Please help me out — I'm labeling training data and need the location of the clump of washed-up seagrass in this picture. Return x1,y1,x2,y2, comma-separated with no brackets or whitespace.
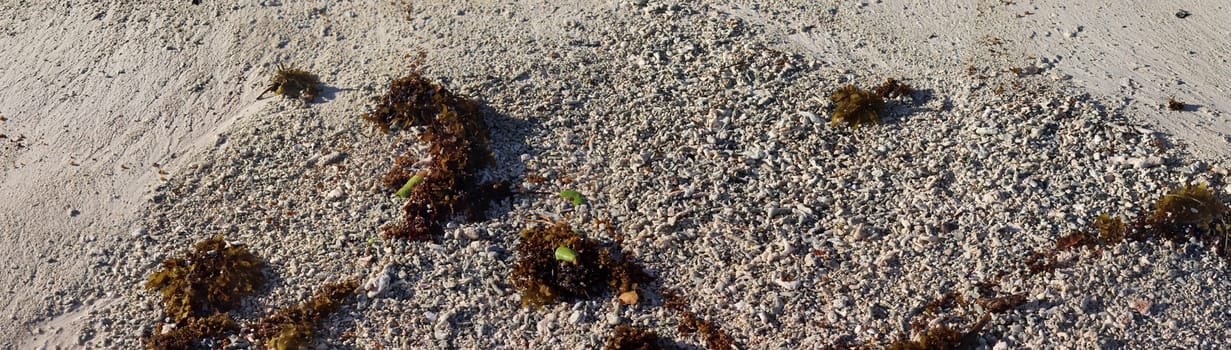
829,84,885,127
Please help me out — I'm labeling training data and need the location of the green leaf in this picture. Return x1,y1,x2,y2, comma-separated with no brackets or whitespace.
395,175,424,198
554,246,578,264
559,189,585,205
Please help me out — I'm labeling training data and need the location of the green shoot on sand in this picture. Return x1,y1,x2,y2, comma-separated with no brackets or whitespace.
395,174,424,198
559,189,585,205
554,246,579,264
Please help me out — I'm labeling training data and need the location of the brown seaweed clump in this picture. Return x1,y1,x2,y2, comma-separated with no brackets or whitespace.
829,85,885,128
361,72,477,133
1139,183,1231,257
254,280,359,350
1149,183,1226,226
145,236,266,323
662,289,735,350
145,313,239,350
886,324,966,350
874,78,915,99
260,64,322,102
606,325,670,350
511,222,650,307
1167,97,1185,111
365,71,510,240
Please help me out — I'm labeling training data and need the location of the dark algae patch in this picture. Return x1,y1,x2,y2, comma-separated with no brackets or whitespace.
364,68,510,240
255,280,360,350
511,222,650,307
145,313,239,350
143,236,358,350
874,78,915,99
606,325,671,350
1167,97,1186,111
259,64,322,102
663,289,736,350
1046,183,1231,259
829,85,885,128
145,235,266,323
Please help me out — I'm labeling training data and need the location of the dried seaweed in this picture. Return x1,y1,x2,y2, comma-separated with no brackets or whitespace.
1167,97,1185,111
829,85,885,128
874,78,915,99
1137,184,1231,258
145,313,238,350
364,71,510,240
1149,183,1225,226
1095,214,1128,244
511,222,650,307
260,64,322,102
886,324,964,350
362,71,476,133
974,293,1027,314
606,325,670,350
662,289,736,350
893,291,990,350
254,280,359,350
145,235,266,323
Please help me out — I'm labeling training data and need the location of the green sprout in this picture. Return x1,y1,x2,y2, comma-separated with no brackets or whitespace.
395,174,425,198
554,246,579,264
559,189,586,205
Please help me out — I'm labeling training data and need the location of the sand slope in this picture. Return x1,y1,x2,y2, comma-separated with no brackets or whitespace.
2,0,1229,348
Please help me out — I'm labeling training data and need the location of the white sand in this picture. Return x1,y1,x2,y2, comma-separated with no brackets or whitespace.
2,1,1228,348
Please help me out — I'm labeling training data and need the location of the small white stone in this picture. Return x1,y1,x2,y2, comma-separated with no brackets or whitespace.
365,264,394,298
773,279,801,290
326,188,345,201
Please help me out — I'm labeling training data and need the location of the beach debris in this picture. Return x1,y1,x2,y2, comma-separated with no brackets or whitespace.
511,222,649,307
559,189,586,206
259,64,321,102
605,324,669,350
829,85,885,127
364,70,511,240
145,236,266,323
1167,97,1185,111
254,280,359,350
874,78,915,99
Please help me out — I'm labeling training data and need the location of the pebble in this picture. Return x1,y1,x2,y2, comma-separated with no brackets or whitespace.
318,151,347,166
364,264,394,298
325,188,345,201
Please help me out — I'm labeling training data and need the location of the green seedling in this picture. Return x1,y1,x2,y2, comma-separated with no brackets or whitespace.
560,189,586,205
395,174,424,198
554,246,579,264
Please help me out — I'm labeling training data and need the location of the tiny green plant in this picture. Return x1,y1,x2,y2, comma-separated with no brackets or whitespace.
394,174,425,198
554,246,579,264
559,189,586,205
829,84,885,128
